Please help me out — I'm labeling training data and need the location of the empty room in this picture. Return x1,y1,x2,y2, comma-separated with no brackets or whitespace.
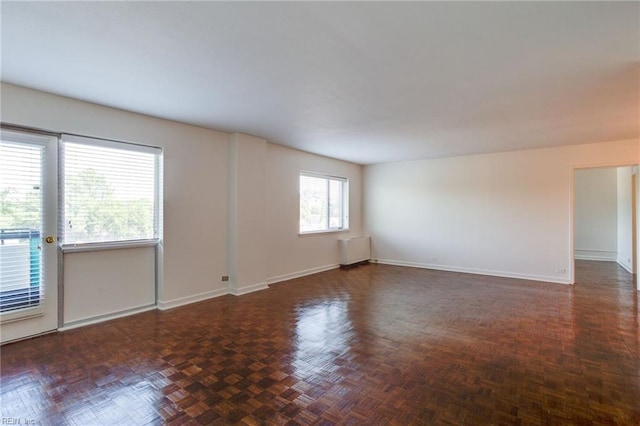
1,2,639,425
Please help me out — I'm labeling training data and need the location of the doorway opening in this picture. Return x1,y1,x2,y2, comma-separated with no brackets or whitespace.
573,165,639,289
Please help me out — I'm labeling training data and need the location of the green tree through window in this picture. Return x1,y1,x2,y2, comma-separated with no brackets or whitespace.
62,136,160,244
65,168,153,242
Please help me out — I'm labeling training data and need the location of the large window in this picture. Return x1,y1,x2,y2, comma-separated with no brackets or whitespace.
61,135,161,245
299,172,348,234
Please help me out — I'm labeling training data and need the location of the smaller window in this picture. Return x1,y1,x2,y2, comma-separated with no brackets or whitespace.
299,172,349,234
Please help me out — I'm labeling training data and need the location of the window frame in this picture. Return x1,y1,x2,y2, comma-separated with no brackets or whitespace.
59,134,163,252
299,171,349,235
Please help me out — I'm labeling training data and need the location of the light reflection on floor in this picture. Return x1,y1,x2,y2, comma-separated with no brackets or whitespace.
293,299,352,379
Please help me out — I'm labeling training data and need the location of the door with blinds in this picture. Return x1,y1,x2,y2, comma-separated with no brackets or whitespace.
0,130,58,343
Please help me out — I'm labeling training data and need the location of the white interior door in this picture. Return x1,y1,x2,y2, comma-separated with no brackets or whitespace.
0,130,58,343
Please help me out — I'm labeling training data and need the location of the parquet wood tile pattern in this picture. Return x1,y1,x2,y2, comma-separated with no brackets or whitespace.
1,261,639,425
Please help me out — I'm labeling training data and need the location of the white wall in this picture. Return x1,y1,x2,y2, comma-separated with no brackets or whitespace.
63,247,155,326
1,83,366,328
617,166,634,273
1,83,230,318
266,143,363,282
228,133,268,295
574,168,618,261
364,139,640,284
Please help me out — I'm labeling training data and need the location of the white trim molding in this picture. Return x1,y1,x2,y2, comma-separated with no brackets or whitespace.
157,288,228,311
617,257,633,274
574,249,617,261
230,282,269,296
267,264,340,285
376,259,572,285
60,304,156,331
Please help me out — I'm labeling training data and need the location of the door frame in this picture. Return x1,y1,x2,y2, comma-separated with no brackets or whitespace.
632,170,638,275
0,129,59,343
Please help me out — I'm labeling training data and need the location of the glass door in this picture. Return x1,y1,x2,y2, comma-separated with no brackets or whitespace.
0,130,58,343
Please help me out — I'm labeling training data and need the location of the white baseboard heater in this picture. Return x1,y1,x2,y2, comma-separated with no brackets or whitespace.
339,236,371,266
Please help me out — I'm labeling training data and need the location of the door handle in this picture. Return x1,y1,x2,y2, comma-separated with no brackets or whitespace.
45,236,55,244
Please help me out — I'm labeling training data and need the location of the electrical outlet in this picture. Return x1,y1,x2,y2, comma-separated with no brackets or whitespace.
431,257,438,263
556,268,566,274
221,276,229,282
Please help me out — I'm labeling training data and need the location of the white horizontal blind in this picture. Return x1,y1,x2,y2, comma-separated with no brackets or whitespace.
61,135,161,245
300,172,348,233
0,140,44,313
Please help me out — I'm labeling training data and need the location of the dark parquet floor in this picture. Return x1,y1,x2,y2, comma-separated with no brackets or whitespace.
1,261,639,425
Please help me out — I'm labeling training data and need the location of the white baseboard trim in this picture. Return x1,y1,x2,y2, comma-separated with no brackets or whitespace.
617,258,633,274
157,288,228,311
575,249,617,262
575,255,618,261
230,281,269,296
267,264,340,285
376,259,572,285
60,304,157,331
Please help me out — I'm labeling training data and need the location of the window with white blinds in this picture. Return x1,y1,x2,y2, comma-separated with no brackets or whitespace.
61,135,161,245
299,172,349,233
0,140,44,313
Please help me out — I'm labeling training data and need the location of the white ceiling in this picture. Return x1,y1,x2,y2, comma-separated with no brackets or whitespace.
1,1,638,165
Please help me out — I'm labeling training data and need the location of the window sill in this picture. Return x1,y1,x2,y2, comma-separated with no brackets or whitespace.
1,306,44,324
298,229,350,237
61,239,160,253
